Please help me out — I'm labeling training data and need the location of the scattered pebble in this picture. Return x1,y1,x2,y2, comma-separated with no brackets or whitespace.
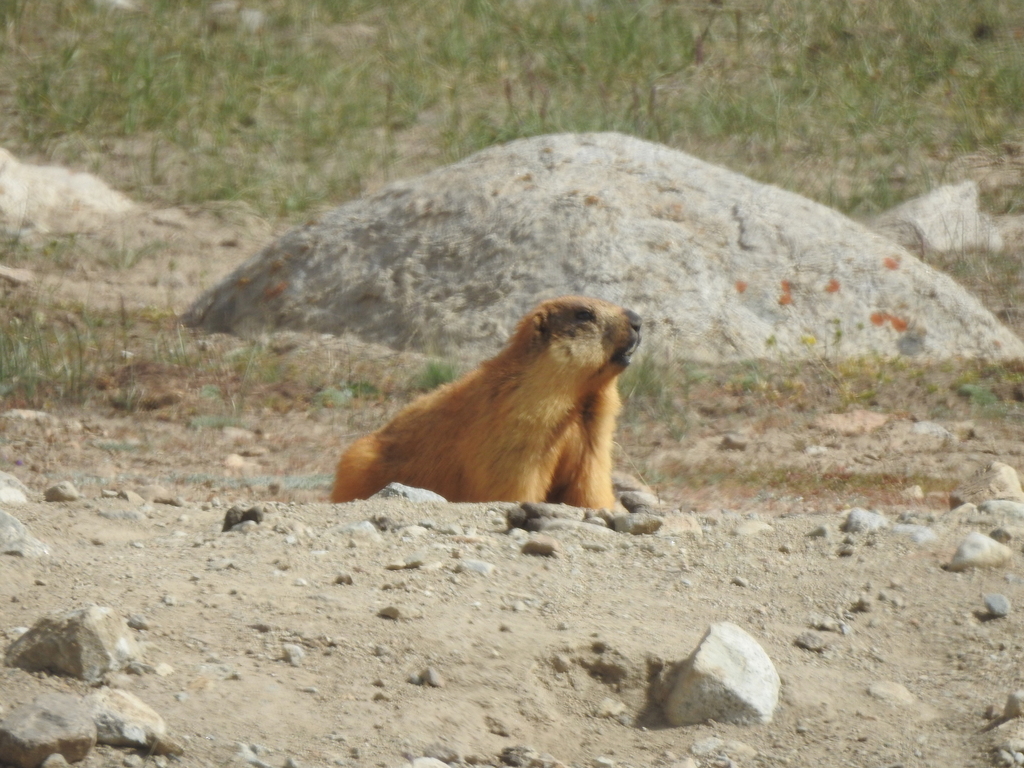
521,534,562,557
985,593,1011,618
794,631,830,653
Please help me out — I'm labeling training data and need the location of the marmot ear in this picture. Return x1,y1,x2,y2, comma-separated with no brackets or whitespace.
533,310,548,338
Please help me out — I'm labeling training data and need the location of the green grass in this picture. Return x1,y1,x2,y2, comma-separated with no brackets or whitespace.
2,0,1023,220
414,359,460,391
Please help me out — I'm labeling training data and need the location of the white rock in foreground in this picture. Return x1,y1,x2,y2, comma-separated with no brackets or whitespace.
663,622,780,726
182,132,1024,363
0,693,97,768
4,606,142,683
83,689,166,749
947,532,1012,572
0,510,48,557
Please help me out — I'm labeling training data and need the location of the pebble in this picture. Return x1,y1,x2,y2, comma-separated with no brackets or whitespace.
612,513,662,535
985,593,1011,618
807,525,831,539
794,631,830,653
619,490,660,512
378,606,402,620
334,572,354,585
867,680,915,705
521,534,562,557
371,483,447,503
44,481,81,502
456,559,496,576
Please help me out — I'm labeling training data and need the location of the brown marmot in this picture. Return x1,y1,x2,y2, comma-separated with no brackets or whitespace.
330,296,642,507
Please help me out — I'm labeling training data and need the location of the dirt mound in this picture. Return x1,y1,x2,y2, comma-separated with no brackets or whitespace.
183,132,1024,362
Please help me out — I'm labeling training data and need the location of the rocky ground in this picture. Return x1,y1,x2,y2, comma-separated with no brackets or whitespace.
4,376,1024,768
4,170,1024,768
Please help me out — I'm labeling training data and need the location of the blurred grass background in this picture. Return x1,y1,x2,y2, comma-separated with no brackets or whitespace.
2,0,1023,220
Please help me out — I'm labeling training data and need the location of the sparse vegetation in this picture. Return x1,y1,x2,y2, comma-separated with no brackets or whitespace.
414,359,460,391
2,0,1023,220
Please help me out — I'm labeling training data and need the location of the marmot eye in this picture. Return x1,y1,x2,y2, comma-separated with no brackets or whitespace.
575,309,596,322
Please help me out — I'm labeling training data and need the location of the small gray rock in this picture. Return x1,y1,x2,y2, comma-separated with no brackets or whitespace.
841,508,888,533
371,483,447,503
612,513,663,535
282,644,305,666
521,534,562,557
985,593,1011,618
618,490,659,512
794,632,830,653
222,503,266,532
456,559,496,576
43,481,80,502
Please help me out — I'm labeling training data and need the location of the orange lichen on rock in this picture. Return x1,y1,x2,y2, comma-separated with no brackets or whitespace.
870,312,908,331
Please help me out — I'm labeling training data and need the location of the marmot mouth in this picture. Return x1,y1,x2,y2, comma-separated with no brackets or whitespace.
611,328,642,367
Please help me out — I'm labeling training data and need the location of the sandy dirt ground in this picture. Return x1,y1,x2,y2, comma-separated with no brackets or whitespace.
3,199,1024,768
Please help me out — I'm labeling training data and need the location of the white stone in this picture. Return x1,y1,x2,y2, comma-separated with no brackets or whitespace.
371,483,447,503
663,622,780,726
947,531,1012,572
0,510,48,557
842,508,889,533
83,689,166,749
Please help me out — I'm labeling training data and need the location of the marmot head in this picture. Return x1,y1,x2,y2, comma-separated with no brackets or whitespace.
514,296,642,381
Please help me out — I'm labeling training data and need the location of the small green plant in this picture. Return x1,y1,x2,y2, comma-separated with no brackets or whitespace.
189,414,245,430
957,383,998,406
415,359,459,391
313,387,353,409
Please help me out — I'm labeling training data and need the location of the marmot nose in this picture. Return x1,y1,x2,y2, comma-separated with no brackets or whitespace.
624,309,642,332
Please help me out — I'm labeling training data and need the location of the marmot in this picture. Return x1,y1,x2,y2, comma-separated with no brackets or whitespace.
330,296,642,508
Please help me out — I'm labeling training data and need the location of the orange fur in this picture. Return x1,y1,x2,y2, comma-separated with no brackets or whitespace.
330,296,642,507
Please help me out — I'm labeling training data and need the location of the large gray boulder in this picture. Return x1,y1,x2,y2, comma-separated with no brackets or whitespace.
183,132,1024,362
